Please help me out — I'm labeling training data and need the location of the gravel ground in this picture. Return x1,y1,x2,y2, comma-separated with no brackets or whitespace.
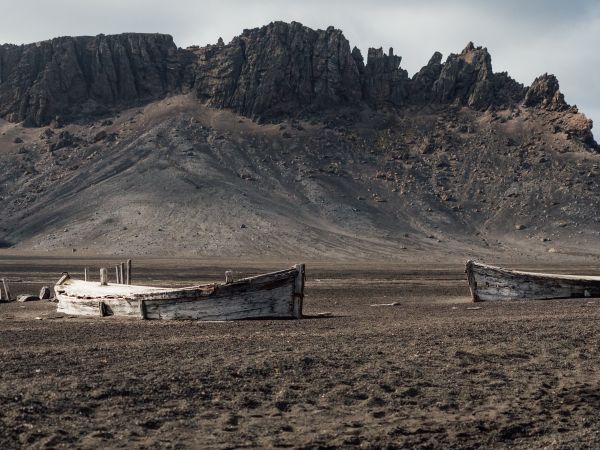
1,257,600,448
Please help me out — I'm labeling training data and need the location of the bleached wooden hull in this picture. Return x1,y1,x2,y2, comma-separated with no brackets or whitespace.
55,265,305,320
466,260,600,302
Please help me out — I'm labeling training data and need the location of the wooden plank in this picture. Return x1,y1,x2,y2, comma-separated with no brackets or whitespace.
57,299,101,316
144,283,295,320
84,268,88,282
115,266,120,284
57,297,141,316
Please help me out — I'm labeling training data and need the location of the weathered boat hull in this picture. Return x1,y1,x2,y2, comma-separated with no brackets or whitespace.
55,265,305,320
466,260,600,302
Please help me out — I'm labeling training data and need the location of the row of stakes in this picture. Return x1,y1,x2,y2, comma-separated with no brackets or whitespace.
0,259,135,302
89,260,133,286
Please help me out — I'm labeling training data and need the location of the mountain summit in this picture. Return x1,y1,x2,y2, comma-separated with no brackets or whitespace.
0,22,598,259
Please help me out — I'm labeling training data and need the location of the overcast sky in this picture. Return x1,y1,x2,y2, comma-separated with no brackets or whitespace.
1,0,598,129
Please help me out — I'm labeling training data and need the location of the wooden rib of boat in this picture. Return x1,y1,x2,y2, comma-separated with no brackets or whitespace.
466,260,600,302
54,264,305,320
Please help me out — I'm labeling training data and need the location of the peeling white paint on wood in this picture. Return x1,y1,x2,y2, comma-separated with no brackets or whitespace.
466,260,600,302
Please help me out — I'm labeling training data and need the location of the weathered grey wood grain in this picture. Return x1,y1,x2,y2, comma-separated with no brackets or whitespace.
54,265,305,320
466,260,600,302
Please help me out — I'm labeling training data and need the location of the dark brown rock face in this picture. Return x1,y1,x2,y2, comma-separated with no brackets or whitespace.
362,47,409,107
410,52,443,103
430,42,525,109
192,22,362,120
0,22,595,147
524,74,567,110
0,33,185,126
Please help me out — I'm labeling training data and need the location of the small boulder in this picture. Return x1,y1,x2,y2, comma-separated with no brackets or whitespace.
40,128,54,139
39,286,52,300
93,130,107,142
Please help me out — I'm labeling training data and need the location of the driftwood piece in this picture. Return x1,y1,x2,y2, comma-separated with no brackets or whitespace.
18,295,40,302
466,260,600,302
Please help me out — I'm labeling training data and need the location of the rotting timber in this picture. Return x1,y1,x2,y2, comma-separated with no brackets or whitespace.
54,264,305,320
466,260,600,302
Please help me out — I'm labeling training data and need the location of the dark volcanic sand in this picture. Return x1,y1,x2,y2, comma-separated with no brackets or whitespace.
1,257,600,449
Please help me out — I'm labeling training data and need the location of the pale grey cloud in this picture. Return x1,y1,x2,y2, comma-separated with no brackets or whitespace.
0,0,598,129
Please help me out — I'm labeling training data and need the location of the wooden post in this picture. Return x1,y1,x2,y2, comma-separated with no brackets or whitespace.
98,301,107,317
293,264,305,319
126,260,132,285
100,268,108,286
84,268,88,282
119,263,125,285
115,266,120,284
2,278,11,302
225,270,234,284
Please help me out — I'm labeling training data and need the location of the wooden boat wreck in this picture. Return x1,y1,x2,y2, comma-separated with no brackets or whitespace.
54,264,305,320
466,260,600,302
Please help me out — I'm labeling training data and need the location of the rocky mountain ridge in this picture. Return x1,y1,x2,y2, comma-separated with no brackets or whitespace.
0,22,598,259
0,22,596,148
